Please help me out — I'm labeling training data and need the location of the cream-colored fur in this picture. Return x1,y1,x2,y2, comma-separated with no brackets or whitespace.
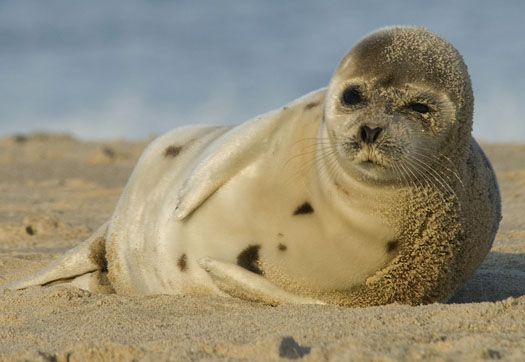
2,26,501,307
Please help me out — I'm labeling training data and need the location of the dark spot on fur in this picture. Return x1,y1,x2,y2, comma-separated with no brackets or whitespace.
177,253,188,272
278,243,287,251
279,336,311,359
304,100,321,110
89,236,108,271
25,225,35,235
293,202,314,215
164,145,182,158
237,245,263,275
386,240,399,253
278,232,284,237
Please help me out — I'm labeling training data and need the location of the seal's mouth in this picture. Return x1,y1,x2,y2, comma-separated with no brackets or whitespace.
339,142,395,180
359,158,379,166
356,158,388,173
354,148,386,167
337,135,404,182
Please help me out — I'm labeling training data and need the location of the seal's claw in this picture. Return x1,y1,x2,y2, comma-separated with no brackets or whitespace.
198,257,214,272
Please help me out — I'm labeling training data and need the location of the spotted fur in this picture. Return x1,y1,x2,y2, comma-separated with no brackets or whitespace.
2,27,500,308
237,245,263,275
177,253,188,272
164,145,182,158
386,240,399,253
293,202,314,215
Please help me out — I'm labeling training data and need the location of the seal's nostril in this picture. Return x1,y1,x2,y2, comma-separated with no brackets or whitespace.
360,126,382,144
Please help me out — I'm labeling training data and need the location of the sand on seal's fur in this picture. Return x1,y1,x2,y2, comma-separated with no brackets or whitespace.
0,133,523,361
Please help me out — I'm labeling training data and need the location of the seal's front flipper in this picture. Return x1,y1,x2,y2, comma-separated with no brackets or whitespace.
174,89,326,220
1,222,112,293
173,108,284,220
198,257,324,305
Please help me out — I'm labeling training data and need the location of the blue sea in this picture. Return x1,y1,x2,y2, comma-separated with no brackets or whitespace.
1,0,524,142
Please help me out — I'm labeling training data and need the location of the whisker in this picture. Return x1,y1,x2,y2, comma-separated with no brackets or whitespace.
391,162,410,188
411,149,465,190
282,141,341,186
283,138,333,169
401,159,430,191
405,154,459,204
283,145,333,168
399,162,418,190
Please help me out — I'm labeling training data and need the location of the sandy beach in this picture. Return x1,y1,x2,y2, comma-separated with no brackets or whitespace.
0,133,523,361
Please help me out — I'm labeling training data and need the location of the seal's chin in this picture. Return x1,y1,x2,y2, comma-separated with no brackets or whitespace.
342,151,398,183
353,160,392,181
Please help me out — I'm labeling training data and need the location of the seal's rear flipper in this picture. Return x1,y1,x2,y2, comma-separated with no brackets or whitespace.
1,222,113,293
48,270,114,294
198,257,324,305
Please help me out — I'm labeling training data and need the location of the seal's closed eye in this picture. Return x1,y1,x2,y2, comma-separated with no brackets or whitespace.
407,103,430,114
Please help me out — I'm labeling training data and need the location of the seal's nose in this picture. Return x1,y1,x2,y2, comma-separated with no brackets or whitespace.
359,125,383,144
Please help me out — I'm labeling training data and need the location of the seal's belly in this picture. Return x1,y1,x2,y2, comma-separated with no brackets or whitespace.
168,161,397,294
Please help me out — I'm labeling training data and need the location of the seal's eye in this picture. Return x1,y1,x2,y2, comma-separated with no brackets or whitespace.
342,86,363,106
408,103,430,114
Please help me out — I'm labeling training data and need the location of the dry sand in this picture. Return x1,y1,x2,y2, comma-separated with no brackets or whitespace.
0,133,523,361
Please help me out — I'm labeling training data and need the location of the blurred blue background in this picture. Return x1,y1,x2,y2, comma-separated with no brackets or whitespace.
1,0,524,142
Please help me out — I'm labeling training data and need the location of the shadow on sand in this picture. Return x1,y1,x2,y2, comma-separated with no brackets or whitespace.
449,251,525,303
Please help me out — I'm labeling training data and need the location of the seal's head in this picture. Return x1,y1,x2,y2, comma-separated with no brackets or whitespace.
324,26,473,184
